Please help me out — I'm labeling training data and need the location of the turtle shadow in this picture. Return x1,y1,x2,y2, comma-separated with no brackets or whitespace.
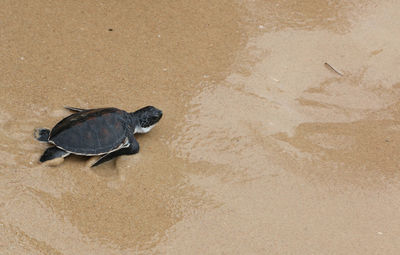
68,154,120,177
90,161,120,177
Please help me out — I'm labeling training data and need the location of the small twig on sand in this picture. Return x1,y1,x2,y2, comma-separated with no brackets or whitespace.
324,62,343,76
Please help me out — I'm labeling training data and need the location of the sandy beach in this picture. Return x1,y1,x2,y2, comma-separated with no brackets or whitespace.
1,0,400,254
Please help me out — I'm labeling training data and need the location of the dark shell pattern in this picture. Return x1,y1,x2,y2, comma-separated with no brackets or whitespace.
49,108,130,155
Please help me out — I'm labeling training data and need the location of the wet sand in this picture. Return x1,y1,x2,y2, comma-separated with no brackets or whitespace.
1,0,400,254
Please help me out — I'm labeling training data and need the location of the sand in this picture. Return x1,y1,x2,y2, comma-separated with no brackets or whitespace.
1,0,400,254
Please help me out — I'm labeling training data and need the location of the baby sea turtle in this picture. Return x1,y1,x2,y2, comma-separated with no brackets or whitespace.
34,106,162,167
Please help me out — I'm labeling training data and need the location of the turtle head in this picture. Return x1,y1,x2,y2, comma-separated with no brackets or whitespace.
131,106,163,133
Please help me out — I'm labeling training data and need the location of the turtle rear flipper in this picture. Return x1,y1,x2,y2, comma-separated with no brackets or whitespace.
40,147,70,162
34,128,51,142
64,106,88,112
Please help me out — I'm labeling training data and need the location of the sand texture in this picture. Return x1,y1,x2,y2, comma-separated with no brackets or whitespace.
1,0,400,254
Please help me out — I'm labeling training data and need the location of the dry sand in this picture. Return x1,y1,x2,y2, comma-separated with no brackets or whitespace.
1,0,400,254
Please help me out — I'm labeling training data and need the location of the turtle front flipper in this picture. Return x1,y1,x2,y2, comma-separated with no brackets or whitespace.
91,137,140,167
40,147,70,162
34,128,51,142
64,106,88,112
